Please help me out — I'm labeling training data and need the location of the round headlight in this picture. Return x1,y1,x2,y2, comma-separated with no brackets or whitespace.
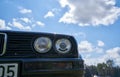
55,38,71,54
34,37,52,53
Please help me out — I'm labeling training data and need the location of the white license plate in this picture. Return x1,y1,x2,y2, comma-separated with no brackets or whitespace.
0,63,19,77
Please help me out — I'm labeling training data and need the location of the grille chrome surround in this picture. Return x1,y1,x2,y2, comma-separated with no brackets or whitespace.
0,33,7,56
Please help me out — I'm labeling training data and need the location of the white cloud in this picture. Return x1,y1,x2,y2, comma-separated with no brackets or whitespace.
59,0,69,8
20,18,31,23
8,18,31,30
19,7,32,14
78,41,94,53
84,57,105,66
78,40,105,65
78,40,104,53
94,47,120,66
79,44,120,65
106,47,120,58
72,32,86,37
44,11,55,18
44,8,61,19
0,19,5,29
105,47,120,63
7,17,45,30
59,0,120,26
36,21,45,27
78,40,120,66
97,40,105,47
0,19,11,30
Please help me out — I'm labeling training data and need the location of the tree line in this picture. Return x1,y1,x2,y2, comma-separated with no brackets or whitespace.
84,59,120,77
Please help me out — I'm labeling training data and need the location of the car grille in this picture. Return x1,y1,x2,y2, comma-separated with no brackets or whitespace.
5,32,36,57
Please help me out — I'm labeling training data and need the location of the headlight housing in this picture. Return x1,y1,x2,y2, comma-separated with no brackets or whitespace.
34,37,52,53
55,38,72,54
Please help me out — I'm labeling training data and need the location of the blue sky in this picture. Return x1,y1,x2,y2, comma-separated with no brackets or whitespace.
0,0,120,66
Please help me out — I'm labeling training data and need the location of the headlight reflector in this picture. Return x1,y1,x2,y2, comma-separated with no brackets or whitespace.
34,37,52,53
55,38,71,54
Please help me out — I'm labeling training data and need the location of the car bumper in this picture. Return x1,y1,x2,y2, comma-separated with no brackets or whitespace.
0,58,84,77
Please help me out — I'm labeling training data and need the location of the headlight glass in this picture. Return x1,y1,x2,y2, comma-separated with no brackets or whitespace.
55,38,71,54
34,37,52,53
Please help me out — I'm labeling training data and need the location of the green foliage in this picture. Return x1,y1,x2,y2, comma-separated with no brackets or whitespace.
106,59,114,68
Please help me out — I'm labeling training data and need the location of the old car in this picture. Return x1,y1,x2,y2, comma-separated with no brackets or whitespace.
0,30,84,77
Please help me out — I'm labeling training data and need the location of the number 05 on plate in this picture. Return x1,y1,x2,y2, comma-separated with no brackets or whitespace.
0,63,19,77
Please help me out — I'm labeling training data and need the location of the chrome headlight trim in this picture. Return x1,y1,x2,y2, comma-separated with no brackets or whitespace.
55,38,72,54
34,37,52,53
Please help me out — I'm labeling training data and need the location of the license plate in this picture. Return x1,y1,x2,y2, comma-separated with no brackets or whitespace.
0,63,19,77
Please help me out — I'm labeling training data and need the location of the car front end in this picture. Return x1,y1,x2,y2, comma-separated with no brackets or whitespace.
0,31,84,77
